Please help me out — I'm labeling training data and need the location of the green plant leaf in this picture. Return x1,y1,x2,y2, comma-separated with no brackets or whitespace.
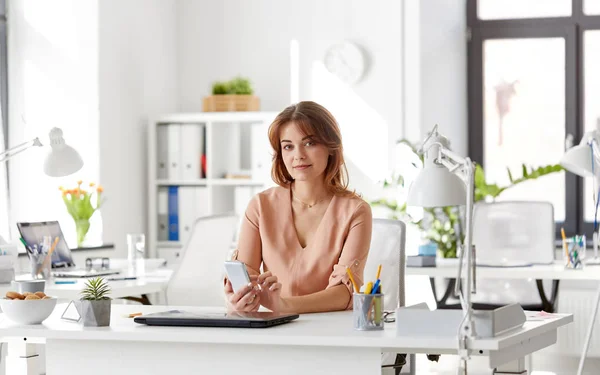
211,81,230,95
80,277,111,301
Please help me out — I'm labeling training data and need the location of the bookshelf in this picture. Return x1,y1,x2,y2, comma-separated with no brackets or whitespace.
147,112,278,265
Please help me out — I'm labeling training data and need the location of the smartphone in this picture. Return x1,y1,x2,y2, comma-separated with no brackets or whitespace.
224,261,251,293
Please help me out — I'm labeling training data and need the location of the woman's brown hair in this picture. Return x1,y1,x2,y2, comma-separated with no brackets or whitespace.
268,101,355,197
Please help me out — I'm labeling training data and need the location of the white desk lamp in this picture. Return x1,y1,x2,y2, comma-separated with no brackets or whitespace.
560,129,600,375
561,129,600,265
0,127,83,243
399,125,526,375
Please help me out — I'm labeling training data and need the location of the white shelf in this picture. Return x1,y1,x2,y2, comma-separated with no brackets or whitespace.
157,241,183,248
155,179,264,187
156,179,208,186
155,112,279,124
148,112,273,257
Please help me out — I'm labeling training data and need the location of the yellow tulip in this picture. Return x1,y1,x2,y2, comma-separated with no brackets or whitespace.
89,182,95,187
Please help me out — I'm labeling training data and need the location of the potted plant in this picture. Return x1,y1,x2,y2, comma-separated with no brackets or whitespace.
203,76,260,112
76,277,112,327
371,138,563,259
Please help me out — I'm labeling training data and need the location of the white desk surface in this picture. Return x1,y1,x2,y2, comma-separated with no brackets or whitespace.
0,304,572,353
406,261,600,281
3,269,172,300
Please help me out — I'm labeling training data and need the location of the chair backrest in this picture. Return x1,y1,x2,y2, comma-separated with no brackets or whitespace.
473,201,555,266
165,213,238,306
364,219,406,310
471,201,554,305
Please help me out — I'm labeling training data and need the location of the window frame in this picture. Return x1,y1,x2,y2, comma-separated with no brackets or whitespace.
467,0,600,241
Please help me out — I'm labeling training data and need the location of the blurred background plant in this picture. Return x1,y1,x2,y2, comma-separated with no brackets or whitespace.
211,76,254,95
370,139,563,258
60,181,105,247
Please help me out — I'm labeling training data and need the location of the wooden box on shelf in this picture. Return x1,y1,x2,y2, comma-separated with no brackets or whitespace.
202,95,260,112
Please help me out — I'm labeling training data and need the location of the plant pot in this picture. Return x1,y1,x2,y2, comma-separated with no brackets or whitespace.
202,95,260,112
75,300,111,327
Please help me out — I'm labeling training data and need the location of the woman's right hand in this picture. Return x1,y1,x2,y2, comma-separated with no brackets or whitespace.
224,277,261,312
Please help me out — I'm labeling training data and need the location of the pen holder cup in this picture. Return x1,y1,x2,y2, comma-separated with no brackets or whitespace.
353,293,384,331
29,254,51,280
563,235,586,270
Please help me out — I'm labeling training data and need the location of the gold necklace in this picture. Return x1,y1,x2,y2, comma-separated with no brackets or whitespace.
292,189,329,209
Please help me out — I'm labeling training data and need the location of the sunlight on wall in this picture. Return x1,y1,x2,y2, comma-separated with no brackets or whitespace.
9,1,100,246
311,61,388,183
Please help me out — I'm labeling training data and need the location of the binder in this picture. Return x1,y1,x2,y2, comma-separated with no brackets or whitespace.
167,124,182,180
157,187,169,241
157,125,169,179
167,186,179,241
180,124,204,180
178,187,197,245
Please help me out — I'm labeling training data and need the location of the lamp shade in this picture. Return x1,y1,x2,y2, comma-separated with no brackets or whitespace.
43,128,83,177
407,165,466,207
560,143,596,178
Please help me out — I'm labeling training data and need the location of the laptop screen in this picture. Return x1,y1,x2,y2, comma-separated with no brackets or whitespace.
17,221,75,268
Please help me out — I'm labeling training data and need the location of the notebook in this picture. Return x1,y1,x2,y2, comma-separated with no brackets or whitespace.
16,221,120,278
134,310,299,328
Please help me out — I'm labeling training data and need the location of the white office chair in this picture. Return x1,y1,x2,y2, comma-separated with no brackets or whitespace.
440,201,557,311
365,219,415,375
165,213,238,307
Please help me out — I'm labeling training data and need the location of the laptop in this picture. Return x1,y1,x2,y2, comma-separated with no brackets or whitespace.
17,221,120,278
134,310,299,328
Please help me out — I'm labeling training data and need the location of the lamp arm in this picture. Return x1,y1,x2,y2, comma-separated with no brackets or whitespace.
0,138,43,163
456,157,476,365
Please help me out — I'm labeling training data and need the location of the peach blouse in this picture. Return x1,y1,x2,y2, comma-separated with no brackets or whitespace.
233,185,373,309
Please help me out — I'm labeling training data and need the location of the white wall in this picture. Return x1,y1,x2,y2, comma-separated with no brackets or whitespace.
7,0,468,255
404,0,468,156
177,0,403,200
97,0,178,255
7,0,99,245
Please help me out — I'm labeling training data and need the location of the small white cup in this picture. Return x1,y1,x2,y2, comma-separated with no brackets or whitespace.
11,279,45,294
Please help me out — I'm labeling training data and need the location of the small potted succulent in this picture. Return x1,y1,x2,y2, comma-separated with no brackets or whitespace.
77,277,112,327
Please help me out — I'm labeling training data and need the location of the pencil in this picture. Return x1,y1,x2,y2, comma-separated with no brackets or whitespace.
42,237,60,270
561,227,568,258
376,264,382,280
346,267,359,293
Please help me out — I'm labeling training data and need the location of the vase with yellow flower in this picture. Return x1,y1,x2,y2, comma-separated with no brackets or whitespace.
60,181,105,247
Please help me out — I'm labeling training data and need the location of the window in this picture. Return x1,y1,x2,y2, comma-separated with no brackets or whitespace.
7,2,99,246
468,0,600,239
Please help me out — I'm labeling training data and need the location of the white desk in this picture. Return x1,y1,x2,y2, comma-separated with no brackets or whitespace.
0,304,572,375
6,259,173,302
406,261,600,280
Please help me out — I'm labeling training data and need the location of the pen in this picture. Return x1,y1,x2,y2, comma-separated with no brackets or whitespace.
371,279,381,295
108,277,138,281
19,237,28,248
55,280,77,284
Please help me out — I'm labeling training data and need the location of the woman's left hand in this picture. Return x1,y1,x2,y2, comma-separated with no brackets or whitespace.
257,271,287,313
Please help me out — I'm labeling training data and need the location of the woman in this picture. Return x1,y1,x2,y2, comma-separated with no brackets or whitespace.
224,101,372,314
